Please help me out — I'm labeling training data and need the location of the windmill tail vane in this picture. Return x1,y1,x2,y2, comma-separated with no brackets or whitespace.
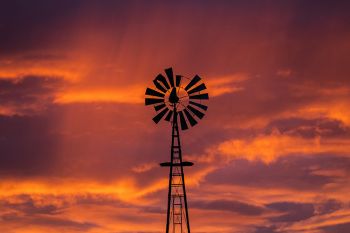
145,67,209,233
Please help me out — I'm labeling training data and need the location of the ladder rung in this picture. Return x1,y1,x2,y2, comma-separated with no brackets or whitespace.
172,195,184,198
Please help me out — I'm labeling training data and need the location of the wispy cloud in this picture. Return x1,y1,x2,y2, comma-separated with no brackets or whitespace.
206,73,248,97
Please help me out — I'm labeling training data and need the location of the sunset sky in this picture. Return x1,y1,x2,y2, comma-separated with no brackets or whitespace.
1,1,350,233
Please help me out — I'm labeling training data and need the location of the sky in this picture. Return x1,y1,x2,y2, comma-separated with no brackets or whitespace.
0,1,350,233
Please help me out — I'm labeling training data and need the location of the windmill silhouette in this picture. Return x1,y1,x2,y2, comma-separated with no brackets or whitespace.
145,67,209,233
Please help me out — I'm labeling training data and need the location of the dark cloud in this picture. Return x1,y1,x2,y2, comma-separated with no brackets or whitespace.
74,194,128,207
1,212,98,231
140,206,165,214
316,199,342,215
265,118,350,139
191,199,264,216
206,155,350,190
254,226,278,233
265,199,343,224
0,194,98,231
266,202,314,222
0,76,63,115
320,222,350,233
33,217,98,230
0,195,61,215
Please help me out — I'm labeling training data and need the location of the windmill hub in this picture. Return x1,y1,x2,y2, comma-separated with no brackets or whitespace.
145,67,209,233
169,87,179,104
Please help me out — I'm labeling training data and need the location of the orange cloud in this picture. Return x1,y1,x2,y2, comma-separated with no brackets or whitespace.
287,85,350,126
212,130,350,163
206,73,248,97
54,87,145,104
0,165,213,203
0,54,83,81
132,162,158,173
0,106,17,116
296,101,350,127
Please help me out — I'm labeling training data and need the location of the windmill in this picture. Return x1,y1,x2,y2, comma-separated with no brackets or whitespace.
145,67,209,233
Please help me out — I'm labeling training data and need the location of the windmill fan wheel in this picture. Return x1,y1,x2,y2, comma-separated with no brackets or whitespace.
145,67,209,130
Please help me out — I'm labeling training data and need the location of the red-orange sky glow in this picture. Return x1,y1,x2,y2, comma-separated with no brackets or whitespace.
1,1,350,233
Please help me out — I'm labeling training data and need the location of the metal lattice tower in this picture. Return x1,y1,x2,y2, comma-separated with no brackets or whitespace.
162,108,191,233
145,67,209,233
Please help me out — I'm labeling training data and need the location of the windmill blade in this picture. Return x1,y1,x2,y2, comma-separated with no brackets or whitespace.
154,74,170,90
154,103,166,111
178,111,189,130
165,67,175,87
187,83,207,95
165,110,173,121
146,88,165,98
145,97,164,106
183,108,198,127
153,79,167,93
189,101,208,111
187,105,205,119
175,75,182,87
152,108,169,124
189,93,209,100
184,75,201,91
